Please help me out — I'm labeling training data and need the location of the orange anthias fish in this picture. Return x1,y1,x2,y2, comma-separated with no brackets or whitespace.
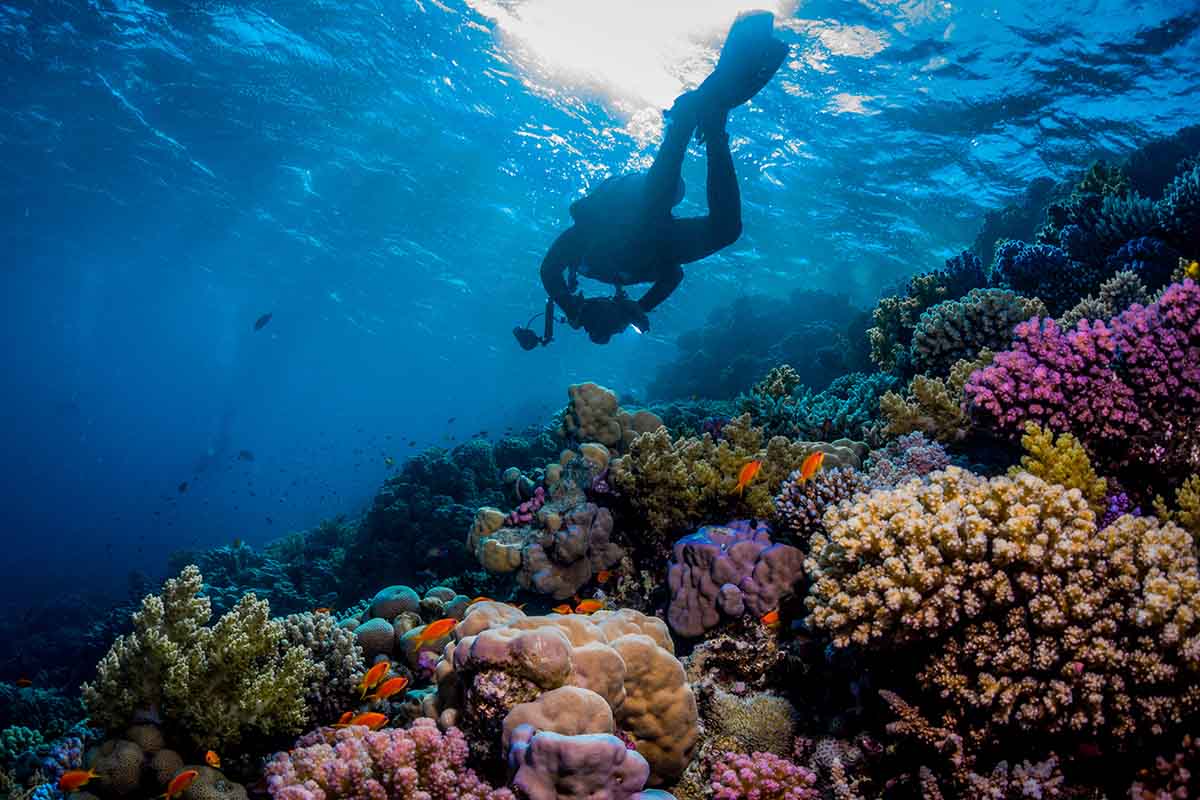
359,660,391,698
161,769,199,800
313,607,332,615
15,678,32,688
551,604,573,614
349,712,388,731
414,618,457,644
336,711,354,726
596,570,613,584
368,676,409,701
731,460,762,496
574,599,604,614
58,769,99,792
799,451,826,481
467,596,494,605
204,750,220,769
761,609,781,629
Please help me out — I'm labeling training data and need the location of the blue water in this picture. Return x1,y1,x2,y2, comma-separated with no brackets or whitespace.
1,0,1196,605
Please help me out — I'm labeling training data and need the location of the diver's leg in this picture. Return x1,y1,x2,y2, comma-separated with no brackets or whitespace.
642,100,698,214
664,113,741,263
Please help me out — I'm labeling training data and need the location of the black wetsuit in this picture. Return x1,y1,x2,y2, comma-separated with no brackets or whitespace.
539,112,742,322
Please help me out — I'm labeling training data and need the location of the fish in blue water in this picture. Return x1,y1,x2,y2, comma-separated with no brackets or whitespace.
177,481,188,494
238,449,255,461
254,312,273,331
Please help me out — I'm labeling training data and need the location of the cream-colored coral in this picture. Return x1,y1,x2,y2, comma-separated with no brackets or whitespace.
699,685,798,757
879,351,993,442
1009,421,1107,513
608,413,865,537
559,382,663,451
82,566,320,750
807,468,1200,746
424,604,697,786
1058,269,1150,329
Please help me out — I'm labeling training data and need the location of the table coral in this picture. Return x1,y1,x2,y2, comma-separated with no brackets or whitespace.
422,603,697,786
964,279,1200,478
666,520,803,638
806,467,1200,748
910,289,1046,376
263,719,514,800
82,566,321,751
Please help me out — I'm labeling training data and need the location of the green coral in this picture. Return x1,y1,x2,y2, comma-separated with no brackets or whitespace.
1009,421,1107,514
868,273,951,372
751,364,802,400
82,565,320,751
879,351,994,442
608,414,865,537
0,726,42,766
910,289,1045,375
1155,475,1200,537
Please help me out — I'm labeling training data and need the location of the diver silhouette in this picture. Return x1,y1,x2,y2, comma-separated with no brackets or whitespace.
514,11,788,349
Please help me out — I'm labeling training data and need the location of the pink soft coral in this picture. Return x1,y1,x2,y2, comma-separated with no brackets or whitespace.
264,719,514,800
709,750,819,800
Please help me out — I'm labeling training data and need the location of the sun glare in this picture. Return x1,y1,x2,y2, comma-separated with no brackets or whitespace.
467,0,800,110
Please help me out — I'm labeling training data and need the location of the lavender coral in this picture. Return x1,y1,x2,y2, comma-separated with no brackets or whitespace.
507,724,663,800
666,520,803,638
964,280,1200,477
773,467,868,541
708,751,818,800
263,720,514,800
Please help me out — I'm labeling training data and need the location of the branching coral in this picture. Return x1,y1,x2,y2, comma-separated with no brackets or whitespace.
1057,269,1150,329
806,468,1200,748
708,750,818,800
910,289,1045,376
753,365,803,400
879,351,993,442
1154,475,1200,538
607,414,865,540
965,280,1200,479
1008,422,1107,514
82,566,320,751
868,266,976,373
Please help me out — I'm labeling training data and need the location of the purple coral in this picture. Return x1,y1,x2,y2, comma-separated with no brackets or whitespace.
505,485,546,526
667,520,803,638
709,751,818,800
964,280,1200,474
263,720,514,800
507,724,659,800
773,468,868,540
864,432,951,489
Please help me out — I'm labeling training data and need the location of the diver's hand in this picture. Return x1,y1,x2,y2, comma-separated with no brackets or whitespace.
579,297,627,344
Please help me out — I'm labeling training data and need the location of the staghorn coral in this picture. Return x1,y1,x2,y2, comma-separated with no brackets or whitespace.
965,280,1200,479
263,719,514,800
879,351,993,443
910,289,1046,376
608,414,865,541
806,468,1200,749
82,566,320,751
422,603,697,786
1008,422,1107,514
1057,268,1150,329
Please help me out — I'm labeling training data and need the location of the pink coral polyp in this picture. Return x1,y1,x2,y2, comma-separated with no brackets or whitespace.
709,750,818,800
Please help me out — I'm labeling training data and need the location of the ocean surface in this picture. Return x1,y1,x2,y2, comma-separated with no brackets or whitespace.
1,0,1197,605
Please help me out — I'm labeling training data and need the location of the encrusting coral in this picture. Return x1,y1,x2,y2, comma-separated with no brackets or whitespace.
82,566,322,751
1008,421,1107,514
559,382,663,452
806,467,1200,749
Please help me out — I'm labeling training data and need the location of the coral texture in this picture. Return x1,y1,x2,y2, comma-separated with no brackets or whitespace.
773,467,869,541
666,520,803,638
910,289,1045,375
879,351,993,442
1057,268,1150,329
263,719,514,800
559,382,662,451
806,468,1200,748
507,724,660,800
1008,422,1107,513
82,566,320,750
708,750,818,800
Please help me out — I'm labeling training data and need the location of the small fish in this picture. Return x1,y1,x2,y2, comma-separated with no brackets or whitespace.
551,604,573,615
574,599,604,614
58,769,99,792
349,712,388,730
253,312,273,331
447,417,456,424
414,618,457,644
596,570,613,584
237,449,255,461
359,660,391,698
205,750,220,769
177,481,189,494
799,451,826,481
336,711,354,726
368,676,409,701
314,607,332,615
161,769,199,800
1187,260,1200,280
761,609,781,629
467,596,494,605
731,460,762,496
15,677,32,688
384,456,395,467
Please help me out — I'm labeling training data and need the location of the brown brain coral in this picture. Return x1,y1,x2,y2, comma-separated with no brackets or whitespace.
805,467,1200,747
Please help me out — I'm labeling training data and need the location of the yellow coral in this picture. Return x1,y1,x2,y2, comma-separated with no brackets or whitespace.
806,467,1200,747
1154,475,1200,537
879,351,993,442
82,566,319,750
1009,422,1107,513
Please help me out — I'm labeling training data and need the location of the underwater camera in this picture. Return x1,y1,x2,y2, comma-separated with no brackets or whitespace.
513,297,556,350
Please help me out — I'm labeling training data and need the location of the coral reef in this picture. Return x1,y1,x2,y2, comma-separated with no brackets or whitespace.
81,566,323,751
806,468,1200,749
751,365,803,400
559,382,663,452
878,351,994,443
1154,474,1200,537
1008,422,1107,513
666,520,803,638
707,750,818,800
773,467,869,542
507,724,662,800
909,289,1045,375
422,602,698,786
263,719,514,800
1056,268,1150,329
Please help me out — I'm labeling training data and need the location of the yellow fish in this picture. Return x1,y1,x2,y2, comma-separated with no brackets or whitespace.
1186,260,1200,281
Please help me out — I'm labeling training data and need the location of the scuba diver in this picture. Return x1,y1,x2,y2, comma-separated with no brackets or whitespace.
514,11,789,349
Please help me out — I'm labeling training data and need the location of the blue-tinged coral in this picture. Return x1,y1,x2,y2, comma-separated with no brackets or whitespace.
1105,236,1181,289
990,240,1086,315
1158,161,1200,256
790,372,897,441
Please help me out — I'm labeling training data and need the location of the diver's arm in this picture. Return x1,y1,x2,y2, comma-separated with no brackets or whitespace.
539,227,585,321
637,263,684,312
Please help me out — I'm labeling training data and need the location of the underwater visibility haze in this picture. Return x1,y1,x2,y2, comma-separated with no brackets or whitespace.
2,0,1200,798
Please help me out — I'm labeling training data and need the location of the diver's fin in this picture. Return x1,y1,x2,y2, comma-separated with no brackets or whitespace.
694,11,788,112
